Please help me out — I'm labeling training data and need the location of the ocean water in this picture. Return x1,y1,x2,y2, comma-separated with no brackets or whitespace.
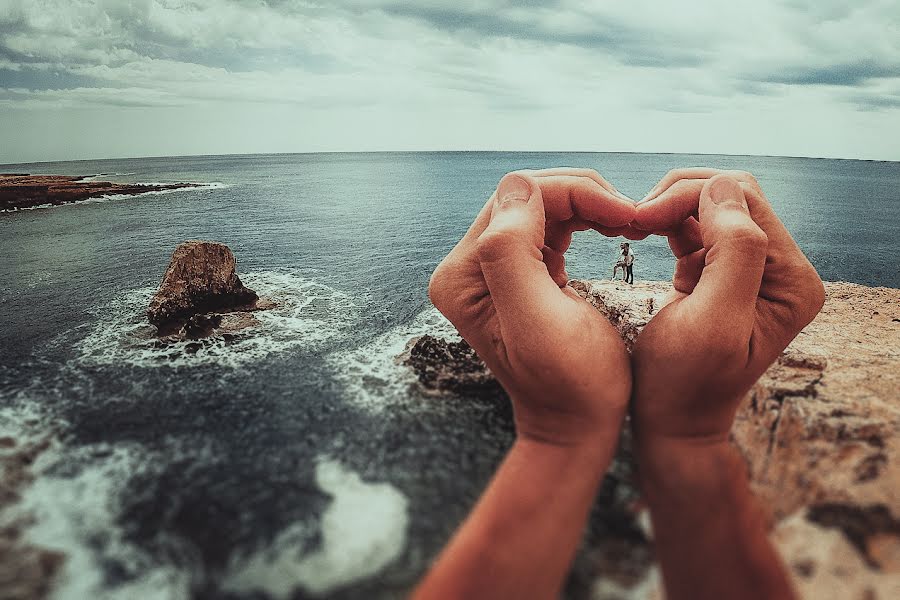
0,152,898,599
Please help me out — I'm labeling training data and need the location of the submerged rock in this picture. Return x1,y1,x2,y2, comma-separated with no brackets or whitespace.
147,241,270,340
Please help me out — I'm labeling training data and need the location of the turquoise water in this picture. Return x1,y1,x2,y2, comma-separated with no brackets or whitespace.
0,152,897,599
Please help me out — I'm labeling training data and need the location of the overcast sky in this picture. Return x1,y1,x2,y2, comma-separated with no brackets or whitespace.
1,0,899,163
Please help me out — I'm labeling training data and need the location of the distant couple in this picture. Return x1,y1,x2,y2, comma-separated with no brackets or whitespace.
613,242,635,284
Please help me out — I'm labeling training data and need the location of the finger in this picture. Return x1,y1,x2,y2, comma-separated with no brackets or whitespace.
672,249,706,294
476,174,563,327
524,167,633,201
592,224,651,240
542,245,569,287
633,179,704,232
518,173,636,227
641,167,723,202
668,217,703,258
685,175,768,343
545,218,592,252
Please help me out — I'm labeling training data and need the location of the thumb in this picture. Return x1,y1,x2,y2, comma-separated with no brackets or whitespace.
477,173,562,328
688,175,768,341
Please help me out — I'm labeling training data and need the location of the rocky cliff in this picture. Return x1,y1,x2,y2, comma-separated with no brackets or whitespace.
406,279,900,599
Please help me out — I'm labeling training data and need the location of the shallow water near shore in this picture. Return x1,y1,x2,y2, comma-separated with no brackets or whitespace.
1,152,898,599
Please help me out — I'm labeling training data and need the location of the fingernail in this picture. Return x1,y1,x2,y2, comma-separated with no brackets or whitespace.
708,176,746,207
496,175,531,209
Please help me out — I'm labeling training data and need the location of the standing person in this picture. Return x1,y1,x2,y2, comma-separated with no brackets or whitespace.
624,242,636,284
612,242,627,280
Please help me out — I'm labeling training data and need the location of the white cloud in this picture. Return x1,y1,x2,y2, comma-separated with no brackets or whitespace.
0,0,898,161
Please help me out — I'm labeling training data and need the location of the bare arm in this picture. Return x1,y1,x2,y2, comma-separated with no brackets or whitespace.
631,171,826,599
417,170,636,598
414,437,615,599
637,438,794,599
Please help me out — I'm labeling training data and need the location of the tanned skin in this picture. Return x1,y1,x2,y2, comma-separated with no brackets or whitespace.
415,167,824,600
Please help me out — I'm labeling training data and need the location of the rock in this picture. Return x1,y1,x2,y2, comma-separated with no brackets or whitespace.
401,335,506,400
567,280,670,352
0,174,197,211
147,241,260,335
405,278,900,597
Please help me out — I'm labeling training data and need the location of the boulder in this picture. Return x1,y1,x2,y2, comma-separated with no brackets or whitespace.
147,241,259,335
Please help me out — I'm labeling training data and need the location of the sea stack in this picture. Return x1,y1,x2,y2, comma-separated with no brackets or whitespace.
147,241,259,336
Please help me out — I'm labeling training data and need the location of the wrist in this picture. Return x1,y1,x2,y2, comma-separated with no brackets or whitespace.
513,403,626,460
635,434,741,498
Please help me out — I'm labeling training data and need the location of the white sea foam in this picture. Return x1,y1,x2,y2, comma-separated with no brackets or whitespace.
18,441,198,600
326,305,460,411
224,457,409,598
76,270,357,368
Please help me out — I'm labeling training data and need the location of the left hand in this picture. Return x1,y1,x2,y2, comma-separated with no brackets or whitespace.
428,169,637,447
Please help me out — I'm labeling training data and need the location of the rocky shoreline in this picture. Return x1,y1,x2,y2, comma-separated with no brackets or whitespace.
0,174,198,211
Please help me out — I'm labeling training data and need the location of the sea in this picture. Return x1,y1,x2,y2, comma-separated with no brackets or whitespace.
1,152,898,600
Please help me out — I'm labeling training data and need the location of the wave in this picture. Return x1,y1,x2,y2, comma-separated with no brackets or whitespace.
17,439,202,600
223,457,409,598
79,173,137,182
326,306,460,411
77,270,358,368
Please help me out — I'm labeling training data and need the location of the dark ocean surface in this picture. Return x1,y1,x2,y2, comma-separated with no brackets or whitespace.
0,152,898,599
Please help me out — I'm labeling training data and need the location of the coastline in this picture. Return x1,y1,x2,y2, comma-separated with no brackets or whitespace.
0,174,202,212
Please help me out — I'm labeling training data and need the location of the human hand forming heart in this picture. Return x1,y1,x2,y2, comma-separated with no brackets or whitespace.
428,168,637,450
418,166,819,600
429,166,824,451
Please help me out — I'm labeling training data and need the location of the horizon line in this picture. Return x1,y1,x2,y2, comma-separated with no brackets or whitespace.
2,149,898,168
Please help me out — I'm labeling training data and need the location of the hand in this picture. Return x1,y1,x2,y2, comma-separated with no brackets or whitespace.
417,169,638,600
428,168,637,447
625,170,819,600
630,170,826,443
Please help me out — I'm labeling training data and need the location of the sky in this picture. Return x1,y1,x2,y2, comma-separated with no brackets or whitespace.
1,0,899,164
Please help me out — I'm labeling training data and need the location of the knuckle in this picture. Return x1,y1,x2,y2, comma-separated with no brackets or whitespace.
427,260,460,315
728,221,768,246
725,229,769,261
734,170,761,190
475,228,517,262
738,181,762,202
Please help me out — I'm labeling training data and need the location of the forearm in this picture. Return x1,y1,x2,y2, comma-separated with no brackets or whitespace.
636,437,796,600
413,434,617,600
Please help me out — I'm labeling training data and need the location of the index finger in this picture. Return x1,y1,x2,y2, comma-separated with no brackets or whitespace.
455,172,637,253
523,173,636,227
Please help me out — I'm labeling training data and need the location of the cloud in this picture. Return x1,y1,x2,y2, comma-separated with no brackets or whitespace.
0,0,897,161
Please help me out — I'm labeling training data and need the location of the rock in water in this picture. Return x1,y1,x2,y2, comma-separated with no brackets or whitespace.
147,241,259,334
401,335,506,400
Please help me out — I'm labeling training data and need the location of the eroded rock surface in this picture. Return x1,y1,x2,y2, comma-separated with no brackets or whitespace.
0,174,195,211
147,241,271,339
401,335,506,400
405,278,900,598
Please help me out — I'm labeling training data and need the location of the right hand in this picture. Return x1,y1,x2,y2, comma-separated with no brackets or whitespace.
428,169,637,448
629,171,826,445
